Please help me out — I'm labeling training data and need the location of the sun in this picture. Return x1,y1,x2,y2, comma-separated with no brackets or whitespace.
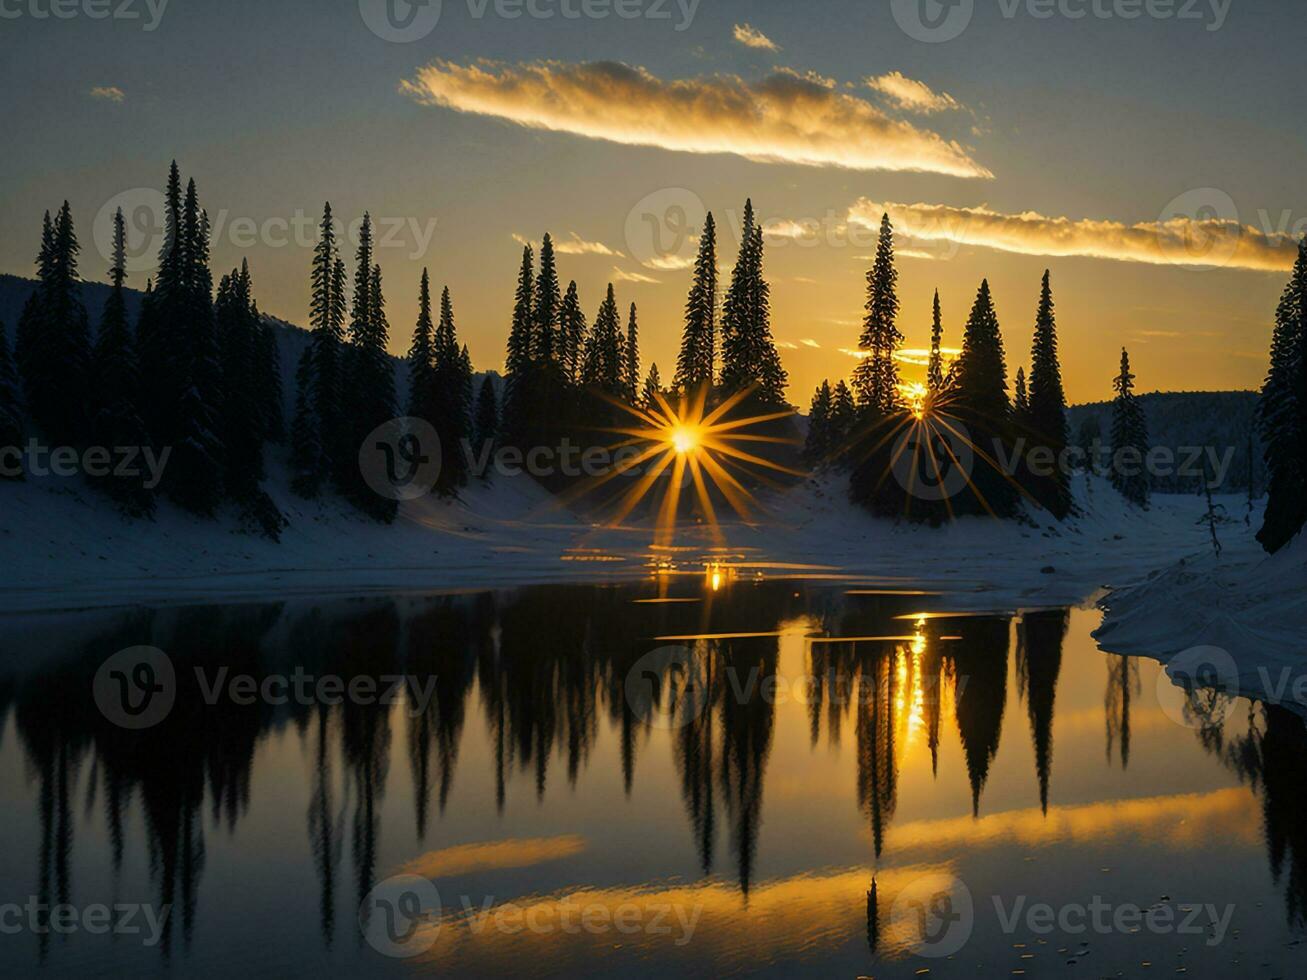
563,384,803,546
670,425,699,455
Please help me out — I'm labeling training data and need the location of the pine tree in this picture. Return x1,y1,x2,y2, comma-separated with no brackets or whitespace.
954,279,1018,516
583,284,624,394
474,376,499,477
256,316,283,444
642,363,663,409
853,213,902,414
1027,270,1071,518
406,269,437,425
216,260,283,537
289,347,322,498
927,290,945,393
342,214,398,521
675,211,717,393
308,204,346,483
18,203,92,447
534,233,561,365
1110,347,1150,508
0,320,22,477
432,286,471,494
559,280,587,385
804,381,833,466
502,245,535,447
625,303,640,401
721,202,787,404
1013,367,1030,421
88,208,152,513
1256,238,1307,552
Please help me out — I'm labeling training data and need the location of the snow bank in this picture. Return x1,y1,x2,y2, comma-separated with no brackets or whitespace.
0,460,1246,616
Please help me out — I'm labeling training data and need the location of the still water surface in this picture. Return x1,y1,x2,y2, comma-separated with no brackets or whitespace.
0,577,1303,978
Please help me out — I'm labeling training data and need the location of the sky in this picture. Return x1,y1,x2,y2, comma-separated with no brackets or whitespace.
1,0,1303,405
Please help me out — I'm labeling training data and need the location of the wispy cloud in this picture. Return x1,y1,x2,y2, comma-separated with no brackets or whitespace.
776,340,800,350
513,232,624,257
403,61,992,178
800,338,821,348
848,199,1298,272
612,266,660,284
732,23,780,51
865,71,960,114
89,86,125,103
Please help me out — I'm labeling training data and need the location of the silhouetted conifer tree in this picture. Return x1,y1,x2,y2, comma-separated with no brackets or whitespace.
1257,238,1307,553
721,201,786,404
406,270,437,426
829,380,856,455
432,286,472,494
642,363,662,409
625,303,640,401
88,208,152,513
502,245,534,448
804,381,834,467
675,212,717,393
559,280,586,386
853,213,901,414
954,279,1018,517
583,284,624,395
1027,270,1071,518
927,290,945,393
534,233,560,366
1110,347,1150,507
1013,367,1030,421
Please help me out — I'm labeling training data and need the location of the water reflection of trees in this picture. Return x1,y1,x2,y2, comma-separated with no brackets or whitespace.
1104,652,1140,768
5,588,1086,957
1193,699,1307,928
1017,610,1067,813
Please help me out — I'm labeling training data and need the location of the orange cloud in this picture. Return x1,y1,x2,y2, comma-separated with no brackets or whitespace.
402,61,993,178
848,199,1298,272
866,71,961,114
732,23,780,51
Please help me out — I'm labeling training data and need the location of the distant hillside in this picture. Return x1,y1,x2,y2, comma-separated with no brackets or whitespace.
1068,391,1263,494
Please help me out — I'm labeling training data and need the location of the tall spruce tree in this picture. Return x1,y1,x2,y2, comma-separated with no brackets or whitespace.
342,215,398,521
721,202,787,404
582,284,624,394
675,211,717,393
432,286,472,494
215,260,283,537
853,213,902,414
89,208,152,513
955,279,1018,516
1027,270,1071,518
1256,238,1307,552
308,204,346,486
1110,347,1150,508
406,269,437,425
0,320,23,477
625,303,640,401
502,245,535,447
289,347,322,498
829,380,856,455
927,290,945,393
559,280,587,386
534,233,561,365
18,202,92,447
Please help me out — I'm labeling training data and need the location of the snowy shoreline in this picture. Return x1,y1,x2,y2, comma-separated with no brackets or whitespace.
1,459,1255,617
